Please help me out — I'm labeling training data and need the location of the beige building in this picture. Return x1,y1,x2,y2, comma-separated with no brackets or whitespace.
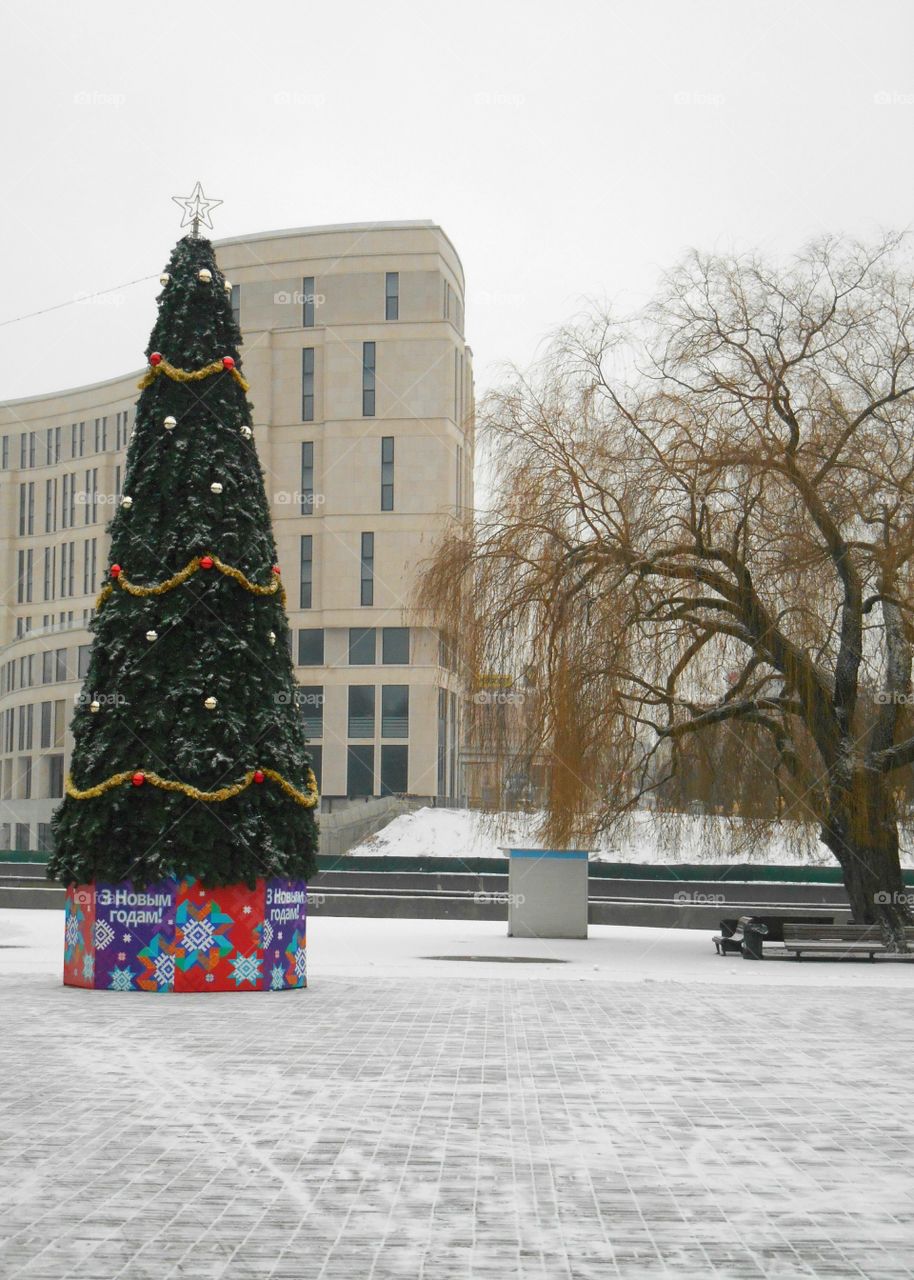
0,221,473,852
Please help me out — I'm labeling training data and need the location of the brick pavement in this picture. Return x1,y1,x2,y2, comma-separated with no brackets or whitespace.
1,964,914,1279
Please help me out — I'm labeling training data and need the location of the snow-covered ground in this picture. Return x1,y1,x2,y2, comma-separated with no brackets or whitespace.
2,908,914,992
3,910,914,1279
349,805,914,867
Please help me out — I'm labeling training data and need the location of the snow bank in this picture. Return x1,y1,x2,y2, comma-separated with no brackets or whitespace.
348,805,914,867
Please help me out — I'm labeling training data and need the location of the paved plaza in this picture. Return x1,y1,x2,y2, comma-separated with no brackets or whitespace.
1,911,913,1279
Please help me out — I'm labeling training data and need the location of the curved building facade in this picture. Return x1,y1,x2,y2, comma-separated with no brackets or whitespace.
0,221,473,851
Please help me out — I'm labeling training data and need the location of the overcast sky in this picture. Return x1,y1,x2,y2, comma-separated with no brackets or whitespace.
1,0,912,402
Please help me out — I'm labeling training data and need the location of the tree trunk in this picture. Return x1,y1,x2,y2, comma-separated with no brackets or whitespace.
821,767,912,949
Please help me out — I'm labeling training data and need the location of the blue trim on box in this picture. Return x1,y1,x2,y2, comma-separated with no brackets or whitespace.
506,849,589,861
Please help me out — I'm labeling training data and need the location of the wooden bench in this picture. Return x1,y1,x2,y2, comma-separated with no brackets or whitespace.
782,924,914,961
713,915,833,956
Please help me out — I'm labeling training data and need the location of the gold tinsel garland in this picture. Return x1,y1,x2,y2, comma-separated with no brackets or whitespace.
95,555,286,610
65,766,319,809
137,356,250,393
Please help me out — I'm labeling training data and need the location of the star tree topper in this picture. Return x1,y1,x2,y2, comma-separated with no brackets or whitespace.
171,182,223,238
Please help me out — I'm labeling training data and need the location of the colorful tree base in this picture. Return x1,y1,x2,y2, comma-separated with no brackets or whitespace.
63,877,308,992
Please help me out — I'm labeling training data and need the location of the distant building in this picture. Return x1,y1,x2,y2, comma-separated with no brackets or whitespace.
0,221,474,851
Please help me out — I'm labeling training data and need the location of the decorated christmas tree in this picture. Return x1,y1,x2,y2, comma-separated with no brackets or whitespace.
49,192,319,892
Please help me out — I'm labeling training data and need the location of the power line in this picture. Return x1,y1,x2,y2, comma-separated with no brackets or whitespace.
0,273,159,329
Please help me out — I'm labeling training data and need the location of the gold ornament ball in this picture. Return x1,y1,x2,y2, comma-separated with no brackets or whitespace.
198,268,213,283
163,416,177,432
159,272,171,286
89,700,101,713
145,630,158,642
120,495,133,509
204,696,217,711
210,482,223,495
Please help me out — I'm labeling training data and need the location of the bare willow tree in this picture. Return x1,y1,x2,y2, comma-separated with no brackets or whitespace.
422,234,914,945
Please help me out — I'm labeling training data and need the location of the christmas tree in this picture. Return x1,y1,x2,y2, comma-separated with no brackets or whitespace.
48,215,319,890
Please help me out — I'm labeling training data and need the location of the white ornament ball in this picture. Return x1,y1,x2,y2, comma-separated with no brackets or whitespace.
198,268,213,283
210,482,223,495
268,630,276,646
120,495,133,509
224,279,233,292
145,630,158,642
163,416,177,432
159,273,171,286
89,700,101,714
240,425,253,440
204,696,217,711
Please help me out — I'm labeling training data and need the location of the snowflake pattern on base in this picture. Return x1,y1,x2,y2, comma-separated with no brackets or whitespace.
94,920,115,951
231,954,262,987
108,966,136,992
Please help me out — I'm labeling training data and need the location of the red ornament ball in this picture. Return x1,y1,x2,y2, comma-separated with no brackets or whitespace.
272,564,281,576
253,769,265,784
110,564,122,579
132,772,146,787
222,356,235,370
200,555,214,570
149,352,163,366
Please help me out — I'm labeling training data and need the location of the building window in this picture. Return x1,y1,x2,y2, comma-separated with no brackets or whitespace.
82,539,97,595
302,347,315,422
307,746,322,791
60,542,75,598
17,704,34,750
94,417,108,453
301,441,314,514
45,427,60,466
44,478,57,533
349,628,376,665
37,823,53,853
362,341,375,417
18,482,34,535
381,685,409,738
347,745,374,798
385,272,399,321
46,755,64,800
382,627,409,664
15,822,30,851
381,744,408,795
230,284,241,328
298,628,324,666
55,649,68,682
299,535,313,609
348,685,375,738
115,410,130,450
299,686,324,739
43,547,55,602
77,644,91,678
62,473,76,529
17,550,33,604
71,422,85,459
1,436,8,469
381,437,394,510
360,532,374,606
84,469,98,524
302,276,315,328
